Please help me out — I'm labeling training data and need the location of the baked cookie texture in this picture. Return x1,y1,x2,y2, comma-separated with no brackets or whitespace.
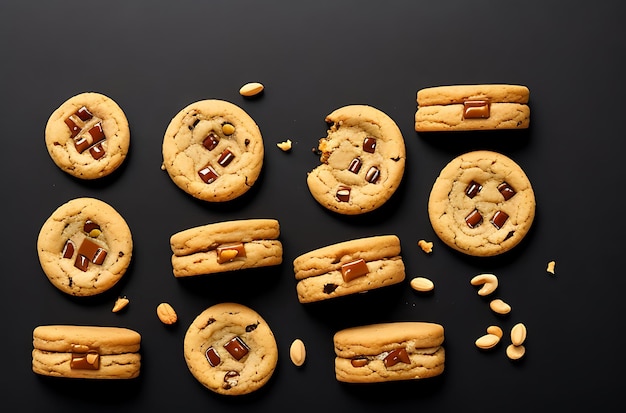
32,325,141,379
293,235,405,303
415,84,530,132
37,197,133,296
170,219,282,277
428,150,536,257
334,322,445,383
162,99,264,202
45,92,130,179
307,105,406,215
183,303,278,396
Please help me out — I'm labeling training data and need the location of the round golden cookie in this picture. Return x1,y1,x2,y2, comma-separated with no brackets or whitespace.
307,105,406,215
428,150,535,256
37,198,133,296
45,92,130,179
183,303,278,396
162,99,264,202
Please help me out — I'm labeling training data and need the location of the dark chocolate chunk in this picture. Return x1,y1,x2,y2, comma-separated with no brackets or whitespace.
490,210,509,229
336,186,351,202
365,166,380,183
383,348,410,368
465,209,483,228
497,182,516,200
205,347,221,367
217,149,235,167
323,283,338,294
198,165,219,184
363,137,377,153
465,180,483,198
348,158,362,174
223,336,249,361
202,132,219,150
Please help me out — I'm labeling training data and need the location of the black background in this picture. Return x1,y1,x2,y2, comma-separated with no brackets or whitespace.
2,1,625,411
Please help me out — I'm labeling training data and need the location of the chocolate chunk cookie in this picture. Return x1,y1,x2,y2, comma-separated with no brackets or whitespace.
36,197,133,296
334,322,445,383
415,84,530,132
162,99,264,202
32,325,141,379
170,219,283,277
183,303,278,395
428,150,536,256
45,92,130,179
293,235,405,303
307,105,406,215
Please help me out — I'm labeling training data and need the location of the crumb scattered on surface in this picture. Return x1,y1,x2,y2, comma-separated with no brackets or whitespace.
417,239,433,253
277,139,292,151
547,260,556,274
112,296,129,313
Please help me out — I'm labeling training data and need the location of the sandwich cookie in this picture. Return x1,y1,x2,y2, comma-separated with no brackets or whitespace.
183,303,278,395
333,322,445,383
307,105,406,215
32,325,141,379
428,150,536,257
162,99,264,202
293,235,405,303
415,84,530,132
170,219,282,277
37,197,133,296
45,92,130,179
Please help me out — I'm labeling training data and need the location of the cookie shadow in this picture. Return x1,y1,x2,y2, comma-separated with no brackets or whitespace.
35,374,143,404
174,264,283,302
299,283,408,332
338,372,446,401
416,128,532,156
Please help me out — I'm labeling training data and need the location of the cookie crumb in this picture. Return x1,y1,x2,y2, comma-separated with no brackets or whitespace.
277,139,292,151
112,296,129,313
546,260,556,274
417,239,433,253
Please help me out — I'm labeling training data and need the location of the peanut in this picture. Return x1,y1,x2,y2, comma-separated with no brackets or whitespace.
475,333,500,350
510,323,527,346
506,344,526,360
157,302,178,325
222,123,235,135
547,260,556,274
239,82,264,97
489,299,511,315
289,339,306,367
410,276,434,292
112,296,129,313
470,273,498,296
486,325,503,339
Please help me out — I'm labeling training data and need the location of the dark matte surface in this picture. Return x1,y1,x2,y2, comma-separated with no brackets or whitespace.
2,1,625,411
